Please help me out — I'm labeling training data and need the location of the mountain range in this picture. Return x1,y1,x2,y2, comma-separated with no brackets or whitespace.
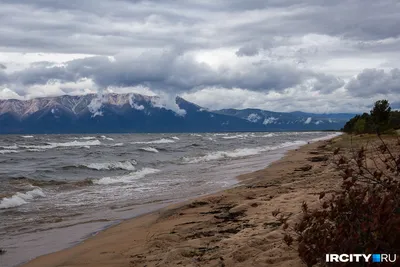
0,93,355,134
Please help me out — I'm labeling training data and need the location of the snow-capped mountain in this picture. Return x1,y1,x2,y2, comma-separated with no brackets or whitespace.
0,94,354,134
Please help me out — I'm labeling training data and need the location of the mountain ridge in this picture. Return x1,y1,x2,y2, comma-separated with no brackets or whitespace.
0,93,355,134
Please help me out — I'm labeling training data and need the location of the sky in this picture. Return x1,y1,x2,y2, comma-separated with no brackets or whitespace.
0,0,400,113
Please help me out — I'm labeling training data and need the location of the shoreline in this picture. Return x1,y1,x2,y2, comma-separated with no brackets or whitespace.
19,135,341,267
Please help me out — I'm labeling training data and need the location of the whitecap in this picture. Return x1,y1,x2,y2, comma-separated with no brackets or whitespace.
21,135,34,138
76,136,97,140
94,168,160,185
260,133,276,137
111,143,124,147
101,135,114,141
0,150,19,154
0,188,46,209
26,148,44,152
20,140,102,150
1,144,18,149
222,134,247,139
171,136,180,140
132,138,175,144
84,160,137,171
139,147,159,153
184,140,307,163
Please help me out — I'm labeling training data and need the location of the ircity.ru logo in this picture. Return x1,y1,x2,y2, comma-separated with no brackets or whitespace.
326,254,397,263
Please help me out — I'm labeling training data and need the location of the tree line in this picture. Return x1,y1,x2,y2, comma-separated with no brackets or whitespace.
342,100,400,134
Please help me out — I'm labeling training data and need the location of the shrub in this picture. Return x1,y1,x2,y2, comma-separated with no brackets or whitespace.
283,136,400,266
342,100,400,134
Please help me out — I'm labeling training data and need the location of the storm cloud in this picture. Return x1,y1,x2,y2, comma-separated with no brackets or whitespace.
346,68,400,97
0,0,400,112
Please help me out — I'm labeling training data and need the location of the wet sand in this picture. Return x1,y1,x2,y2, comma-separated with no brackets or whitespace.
21,138,342,267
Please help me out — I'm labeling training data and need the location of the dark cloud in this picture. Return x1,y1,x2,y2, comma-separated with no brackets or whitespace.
346,68,400,97
0,0,399,55
1,0,400,112
312,74,345,93
2,50,344,94
236,43,261,57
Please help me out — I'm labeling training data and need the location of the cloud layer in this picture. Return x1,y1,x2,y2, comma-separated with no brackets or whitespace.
0,0,400,112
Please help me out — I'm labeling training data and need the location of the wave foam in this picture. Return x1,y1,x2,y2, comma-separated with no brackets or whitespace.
0,149,19,154
139,147,159,153
101,135,114,141
0,188,46,209
83,161,137,171
111,143,124,147
76,136,97,140
222,134,248,139
27,148,44,152
260,133,276,137
21,140,102,150
171,136,180,140
1,144,18,149
310,132,343,142
132,138,175,144
21,135,34,138
94,168,160,185
185,140,307,163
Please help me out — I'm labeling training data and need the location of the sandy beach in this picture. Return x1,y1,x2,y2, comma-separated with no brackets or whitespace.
21,137,343,267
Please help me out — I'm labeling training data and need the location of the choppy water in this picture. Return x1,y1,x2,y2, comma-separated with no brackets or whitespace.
0,132,339,266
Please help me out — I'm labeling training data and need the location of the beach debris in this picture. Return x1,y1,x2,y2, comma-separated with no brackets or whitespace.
307,155,329,162
263,221,283,229
295,164,312,172
228,204,248,214
187,201,208,208
246,183,277,189
214,209,245,222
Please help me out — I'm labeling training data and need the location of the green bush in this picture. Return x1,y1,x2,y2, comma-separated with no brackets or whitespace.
343,100,399,134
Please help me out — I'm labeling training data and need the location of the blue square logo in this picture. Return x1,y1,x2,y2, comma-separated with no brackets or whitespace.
372,254,381,263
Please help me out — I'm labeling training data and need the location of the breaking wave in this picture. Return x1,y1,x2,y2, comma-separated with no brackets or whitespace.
21,135,34,138
76,136,97,140
310,132,342,142
20,140,102,150
94,168,160,185
80,161,137,171
111,143,124,147
132,138,175,144
184,140,307,163
171,136,180,140
0,149,19,154
0,188,46,209
260,133,276,137
101,135,114,141
1,144,18,149
26,148,45,152
139,147,159,153
222,134,248,139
